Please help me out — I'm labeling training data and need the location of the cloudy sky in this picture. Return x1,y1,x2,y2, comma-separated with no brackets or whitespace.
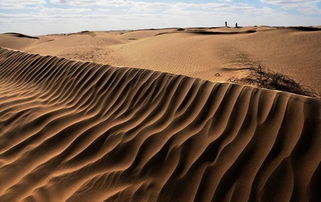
0,0,320,35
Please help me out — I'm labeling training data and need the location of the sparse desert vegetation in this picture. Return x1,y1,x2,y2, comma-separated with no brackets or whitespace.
229,65,319,98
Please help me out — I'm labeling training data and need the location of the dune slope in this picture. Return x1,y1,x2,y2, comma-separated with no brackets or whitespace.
0,48,320,202
1,27,321,94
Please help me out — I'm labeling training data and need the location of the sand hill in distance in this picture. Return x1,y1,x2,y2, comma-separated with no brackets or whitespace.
1,26,321,95
0,26,321,202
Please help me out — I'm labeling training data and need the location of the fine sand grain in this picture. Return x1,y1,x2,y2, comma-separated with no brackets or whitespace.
1,26,320,94
0,48,320,202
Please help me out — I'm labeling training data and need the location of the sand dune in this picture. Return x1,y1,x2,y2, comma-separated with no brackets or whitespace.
0,48,320,202
1,26,321,95
0,33,39,50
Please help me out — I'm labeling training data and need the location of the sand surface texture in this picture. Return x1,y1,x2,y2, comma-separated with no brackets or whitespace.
1,27,321,95
0,48,320,202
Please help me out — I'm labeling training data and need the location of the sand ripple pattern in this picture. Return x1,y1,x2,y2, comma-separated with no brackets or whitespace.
0,48,320,202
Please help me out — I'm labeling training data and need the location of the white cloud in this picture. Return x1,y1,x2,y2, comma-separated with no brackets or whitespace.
261,0,319,6
50,0,124,6
261,0,321,14
0,0,320,35
39,7,91,15
0,0,46,9
48,0,321,15
49,0,260,14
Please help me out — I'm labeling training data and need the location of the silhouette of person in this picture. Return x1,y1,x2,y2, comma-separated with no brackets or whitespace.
235,23,238,28
225,21,227,27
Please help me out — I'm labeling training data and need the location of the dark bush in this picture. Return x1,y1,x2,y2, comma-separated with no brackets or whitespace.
230,65,319,98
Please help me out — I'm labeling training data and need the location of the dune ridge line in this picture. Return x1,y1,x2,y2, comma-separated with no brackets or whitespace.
0,48,320,202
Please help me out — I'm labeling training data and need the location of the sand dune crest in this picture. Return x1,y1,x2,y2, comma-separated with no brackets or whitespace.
0,48,320,202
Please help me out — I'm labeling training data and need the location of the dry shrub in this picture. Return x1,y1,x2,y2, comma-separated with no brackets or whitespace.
230,65,319,98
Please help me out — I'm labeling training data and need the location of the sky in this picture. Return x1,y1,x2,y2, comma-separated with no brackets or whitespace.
0,0,321,35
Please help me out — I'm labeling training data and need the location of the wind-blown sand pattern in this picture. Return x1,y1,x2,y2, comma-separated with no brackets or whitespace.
0,47,320,202
1,27,321,94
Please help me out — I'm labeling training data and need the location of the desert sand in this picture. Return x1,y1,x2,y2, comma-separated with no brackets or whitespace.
1,26,321,95
0,27,321,202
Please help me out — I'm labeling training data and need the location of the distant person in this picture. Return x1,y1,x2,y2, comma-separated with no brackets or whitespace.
225,21,227,27
235,23,238,28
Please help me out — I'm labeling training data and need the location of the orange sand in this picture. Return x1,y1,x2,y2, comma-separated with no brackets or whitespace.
0,48,320,202
1,27,321,94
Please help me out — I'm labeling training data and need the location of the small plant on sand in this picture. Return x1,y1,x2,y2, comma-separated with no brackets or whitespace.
230,65,319,98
